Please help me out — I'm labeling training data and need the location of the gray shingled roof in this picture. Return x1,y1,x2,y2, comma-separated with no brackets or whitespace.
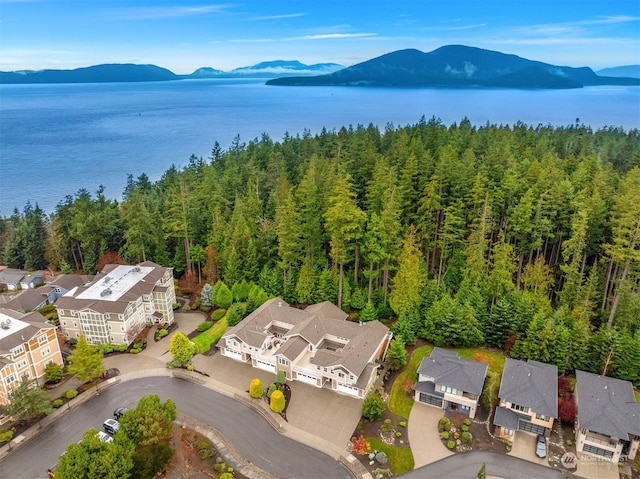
417,347,488,396
278,336,308,361
498,358,558,418
46,274,93,291
493,406,530,431
576,370,640,440
4,289,48,312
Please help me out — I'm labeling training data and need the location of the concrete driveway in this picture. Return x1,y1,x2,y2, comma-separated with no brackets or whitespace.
408,403,453,467
509,432,548,466
573,453,620,479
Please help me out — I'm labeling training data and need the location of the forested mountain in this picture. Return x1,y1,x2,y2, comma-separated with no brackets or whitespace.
0,64,179,84
2,119,640,384
267,45,640,88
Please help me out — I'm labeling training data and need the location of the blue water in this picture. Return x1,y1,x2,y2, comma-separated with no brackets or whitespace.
1,78,639,214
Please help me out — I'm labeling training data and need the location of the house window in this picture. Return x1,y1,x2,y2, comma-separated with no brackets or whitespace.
41,347,51,356
440,385,457,395
338,372,345,378
5,374,15,385
536,413,549,421
512,403,529,413
17,359,27,369
279,358,289,366
11,345,24,355
504,428,514,436
120,326,125,332
38,334,47,344
73,322,78,327
61,320,67,327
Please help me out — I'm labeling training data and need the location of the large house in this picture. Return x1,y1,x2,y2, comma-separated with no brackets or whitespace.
574,370,640,463
219,298,392,398
413,347,487,419
55,262,175,346
493,358,558,440
0,268,44,291
0,308,64,424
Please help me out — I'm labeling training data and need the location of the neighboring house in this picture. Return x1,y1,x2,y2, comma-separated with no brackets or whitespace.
574,370,640,463
493,358,558,439
219,298,392,398
413,347,488,419
55,262,175,346
0,308,64,424
43,274,93,304
4,288,50,312
0,268,44,291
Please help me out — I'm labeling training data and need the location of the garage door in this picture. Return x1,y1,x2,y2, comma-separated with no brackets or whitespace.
337,383,360,397
223,349,242,360
583,444,614,460
254,358,276,372
419,392,444,408
518,420,546,435
295,371,320,386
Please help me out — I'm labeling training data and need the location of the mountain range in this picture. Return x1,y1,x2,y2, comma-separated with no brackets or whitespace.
0,60,343,84
267,45,640,89
2,45,638,88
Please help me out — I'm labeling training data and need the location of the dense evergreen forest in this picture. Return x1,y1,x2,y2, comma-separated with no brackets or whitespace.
2,117,640,384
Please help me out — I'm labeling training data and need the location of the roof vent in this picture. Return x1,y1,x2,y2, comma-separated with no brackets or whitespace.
103,276,112,284
0,320,9,330
278,301,282,307
100,288,112,297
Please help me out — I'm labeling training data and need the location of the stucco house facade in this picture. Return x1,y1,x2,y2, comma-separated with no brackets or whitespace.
55,262,175,346
219,298,392,398
0,308,64,424
413,347,487,419
493,358,558,440
575,370,640,463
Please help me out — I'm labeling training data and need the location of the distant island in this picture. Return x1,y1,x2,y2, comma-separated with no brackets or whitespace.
266,45,640,89
0,60,343,84
2,45,639,88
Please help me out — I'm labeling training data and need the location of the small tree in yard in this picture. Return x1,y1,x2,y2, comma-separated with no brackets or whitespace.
67,335,104,387
214,281,233,309
477,463,487,479
44,361,64,382
169,331,197,366
350,435,371,455
270,389,285,413
275,370,287,387
249,378,264,398
3,374,52,425
362,391,385,421
558,395,577,423
385,338,407,371
201,283,213,307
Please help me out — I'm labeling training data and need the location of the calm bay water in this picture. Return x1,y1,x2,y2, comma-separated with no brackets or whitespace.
1,78,639,214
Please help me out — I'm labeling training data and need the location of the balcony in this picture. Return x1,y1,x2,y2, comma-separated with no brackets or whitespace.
584,432,619,450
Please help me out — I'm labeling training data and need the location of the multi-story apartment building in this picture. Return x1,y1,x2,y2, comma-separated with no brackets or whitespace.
55,262,175,346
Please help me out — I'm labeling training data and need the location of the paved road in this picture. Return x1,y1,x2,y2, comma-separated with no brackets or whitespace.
0,376,352,479
403,450,577,479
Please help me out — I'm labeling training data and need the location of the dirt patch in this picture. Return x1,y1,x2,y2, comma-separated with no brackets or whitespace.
160,424,248,479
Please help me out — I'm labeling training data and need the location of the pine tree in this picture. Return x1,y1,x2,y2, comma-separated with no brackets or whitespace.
389,225,426,317
67,335,105,384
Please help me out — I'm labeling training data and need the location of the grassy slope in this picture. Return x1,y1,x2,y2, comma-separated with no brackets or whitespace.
192,315,228,353
367,437,414,475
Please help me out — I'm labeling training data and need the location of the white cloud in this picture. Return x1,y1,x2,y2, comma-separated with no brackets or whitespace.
109,4,232,20
289,33,378,41
252,13,306,21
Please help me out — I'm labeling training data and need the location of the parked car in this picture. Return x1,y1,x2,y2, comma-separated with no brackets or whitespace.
535,434,547,458
113,407,128,420
97,431,113,443
103,418,120,435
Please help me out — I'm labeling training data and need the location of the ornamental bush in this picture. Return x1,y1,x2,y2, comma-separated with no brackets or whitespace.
447,440,456,449
197,321,213,332
463,418,471,426
361,392,385,422
270,390,285,413
461,424,469,432
438,416,450,432
65,389,78,399
52,399,63,408
440,431,449,440
249,378,264,399
44,361,64,382
157,328,169,339
211,309,226,322
461,431,473,444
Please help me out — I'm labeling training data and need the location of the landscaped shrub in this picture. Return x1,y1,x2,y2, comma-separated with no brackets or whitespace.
157,328,169,339
219,473,234,479
266,383,277,398
461,424,469,432
44,361,64,382
447,440,456,449
270,390,285,413
100,343,114,354
461,431,473,444
117,344,128,352
566,439,573,446
211,309,226,321
249,379,264,398
130,347,142,354
440,431,449,440
68,338,78,347
380,418,393,432
361,392,385,422
185,305,191,312
197,321,213,332
213,462,227,472
463,418,471,426
172,302,181,310
395,431,402,438
200,305,211,313
52,399,63,408
226,304,246,327
65,389,78,399
438,416,450,432
399,421,407,428
0,430,14,444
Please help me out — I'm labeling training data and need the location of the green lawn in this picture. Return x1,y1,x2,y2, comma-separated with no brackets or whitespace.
635,389,640,403
192,316,228,353
455,348,506,375
367,437,414,476
388,345,433,419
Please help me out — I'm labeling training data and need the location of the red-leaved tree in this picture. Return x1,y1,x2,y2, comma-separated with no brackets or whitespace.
350,435,371,455
558,395,577,423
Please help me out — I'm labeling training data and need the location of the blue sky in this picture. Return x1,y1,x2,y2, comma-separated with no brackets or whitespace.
1,0,639,73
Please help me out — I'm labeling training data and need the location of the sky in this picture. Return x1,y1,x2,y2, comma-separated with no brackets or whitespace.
1,0,639,74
